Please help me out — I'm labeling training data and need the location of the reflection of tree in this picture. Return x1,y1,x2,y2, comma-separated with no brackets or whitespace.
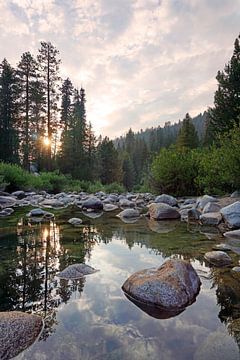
210,266,240,352
0,219,89,342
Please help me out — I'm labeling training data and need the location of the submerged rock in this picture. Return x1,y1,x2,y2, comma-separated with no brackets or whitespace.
68,218,82,226
0,311,42,360
148,203,180,220
204,251,232,266
27,208,54,220
212,243,232,251
122,259,201,310
224,229,240,239
82,211,103,219
154,194,177,207
0,208,14,217
220,201,240,228
57,263,98,279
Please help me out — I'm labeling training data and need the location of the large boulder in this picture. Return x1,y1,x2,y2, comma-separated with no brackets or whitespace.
0,311,42,360
154,194,177,207
82,196,103,210
204,251,232,266
200,212,222,226
0,196,16,209
11,190,26,199
122,259,201,310
220,201,240,228
39,198,65,209
197,195,217,210
0,208,14,217
202,202,221,214
148,203,180,220
117,209,140,219
119,198,135,208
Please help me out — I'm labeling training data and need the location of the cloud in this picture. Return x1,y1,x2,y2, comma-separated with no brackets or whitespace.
0,0,239,137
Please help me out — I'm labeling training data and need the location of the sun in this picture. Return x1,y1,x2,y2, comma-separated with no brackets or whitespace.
43,137,50,146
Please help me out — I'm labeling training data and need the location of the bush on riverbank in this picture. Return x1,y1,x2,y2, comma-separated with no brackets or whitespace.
0,162,125,194
150,126,240,196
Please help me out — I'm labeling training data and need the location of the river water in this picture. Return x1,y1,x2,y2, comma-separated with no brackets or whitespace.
0,207,240,359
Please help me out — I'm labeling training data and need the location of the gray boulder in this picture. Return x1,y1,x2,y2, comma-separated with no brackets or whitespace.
82,196,103,210
117,209,140,219
103,203,119,212
0,196,16,208
148,203,180,220
197,195,217,210
57,263,98,279
11,190,26,199
39,198,65,209
187,208,201,222
231,190,240,198
200,212,222,226
0,311,42,360
203,202,221,214
154,194,177,207
68,218,82,226
0,208,14,217
220,201,240,228
119,198,135,208
122,259,201,309
224,229,240,239
204,251,232,266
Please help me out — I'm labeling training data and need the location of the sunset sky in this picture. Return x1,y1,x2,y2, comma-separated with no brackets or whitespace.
0,0,239,137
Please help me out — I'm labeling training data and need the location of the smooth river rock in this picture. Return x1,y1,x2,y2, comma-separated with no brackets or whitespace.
57,263,98,279
200,212,222,226
122,259,201,310
154,194,177,207
204,251,232,266
0,196,16,208
224,229,240,239
82,197,103,210
220,201,240,228
68,218,83,226
117,209,140,219
0,311,43,360
197,195,217,210
148,203,180,220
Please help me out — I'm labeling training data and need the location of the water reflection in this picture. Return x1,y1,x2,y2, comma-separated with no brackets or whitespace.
0,210,240,359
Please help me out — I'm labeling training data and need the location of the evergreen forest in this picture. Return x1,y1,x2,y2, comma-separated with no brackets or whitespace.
0,34,240,196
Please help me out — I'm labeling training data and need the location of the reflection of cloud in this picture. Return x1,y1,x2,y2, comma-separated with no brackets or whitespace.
0,1,239,136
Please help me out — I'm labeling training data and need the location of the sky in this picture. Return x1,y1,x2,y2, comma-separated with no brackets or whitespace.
0,0,239,138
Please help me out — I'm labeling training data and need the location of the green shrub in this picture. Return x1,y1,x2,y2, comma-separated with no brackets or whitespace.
0,162,31,191
151,147,200,196
104,182,125,194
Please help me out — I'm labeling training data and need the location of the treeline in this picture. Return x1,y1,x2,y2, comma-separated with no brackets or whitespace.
150,34,240,195
0,42,122,185
0,34,239,195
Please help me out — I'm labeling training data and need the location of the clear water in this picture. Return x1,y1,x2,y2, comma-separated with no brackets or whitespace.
0,207,240,359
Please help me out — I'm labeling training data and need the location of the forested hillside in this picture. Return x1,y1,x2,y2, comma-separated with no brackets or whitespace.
0,34,239,195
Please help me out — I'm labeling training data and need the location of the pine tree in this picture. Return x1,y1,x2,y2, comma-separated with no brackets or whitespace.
176,113,199,150
209,34,240,136
38,42,61,169
0,59,19,163
98,137,122,184
17,52,38,171
60,78,74,131
122,154,135,191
